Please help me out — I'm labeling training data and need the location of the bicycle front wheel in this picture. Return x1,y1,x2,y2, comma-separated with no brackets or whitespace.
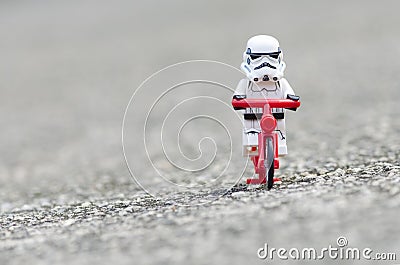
265,137,275,190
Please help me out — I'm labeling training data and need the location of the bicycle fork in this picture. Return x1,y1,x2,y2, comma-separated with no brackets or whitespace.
247,133,277,184
247,104,279,185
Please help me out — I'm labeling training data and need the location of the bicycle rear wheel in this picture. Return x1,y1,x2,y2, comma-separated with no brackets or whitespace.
267,160,274,190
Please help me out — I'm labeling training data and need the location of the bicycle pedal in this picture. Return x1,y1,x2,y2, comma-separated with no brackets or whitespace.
273,177,281,183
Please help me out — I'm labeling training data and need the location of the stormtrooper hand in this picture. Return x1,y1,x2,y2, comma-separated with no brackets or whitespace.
233,95,246,110
287,94,300,101
286,94,300,111
233,95,246,100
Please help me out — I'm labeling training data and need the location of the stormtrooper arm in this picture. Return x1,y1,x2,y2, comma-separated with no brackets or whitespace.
280,78,295,97
233,79,247,99
233,79,248,110
280,78,300,111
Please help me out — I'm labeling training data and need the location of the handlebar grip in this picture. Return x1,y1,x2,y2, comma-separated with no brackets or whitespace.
233,95,246,100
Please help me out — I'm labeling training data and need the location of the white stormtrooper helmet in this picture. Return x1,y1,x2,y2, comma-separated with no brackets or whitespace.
240,35,286,83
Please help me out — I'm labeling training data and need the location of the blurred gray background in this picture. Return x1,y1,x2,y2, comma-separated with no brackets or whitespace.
0,0,399,264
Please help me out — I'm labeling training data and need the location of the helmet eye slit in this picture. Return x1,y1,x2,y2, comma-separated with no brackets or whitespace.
249,52,280,61
268,53,280,59
250,55,261,60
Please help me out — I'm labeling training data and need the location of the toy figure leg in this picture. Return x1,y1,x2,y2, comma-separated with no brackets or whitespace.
242,118,261,156
275,119,287,156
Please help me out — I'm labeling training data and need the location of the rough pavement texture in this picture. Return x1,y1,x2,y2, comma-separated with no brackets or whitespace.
1,1,400,265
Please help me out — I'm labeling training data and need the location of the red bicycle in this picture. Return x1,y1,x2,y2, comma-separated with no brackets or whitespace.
231,98,301,189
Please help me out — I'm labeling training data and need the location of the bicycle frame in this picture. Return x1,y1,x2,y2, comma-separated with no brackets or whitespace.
232,98,301,186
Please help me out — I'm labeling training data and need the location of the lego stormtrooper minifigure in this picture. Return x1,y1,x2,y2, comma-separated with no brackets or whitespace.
233,35,299,157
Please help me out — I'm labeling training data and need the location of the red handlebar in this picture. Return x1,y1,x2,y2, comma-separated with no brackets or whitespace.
231,98,301,109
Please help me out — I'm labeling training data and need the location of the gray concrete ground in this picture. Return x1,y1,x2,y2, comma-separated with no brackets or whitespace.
0,1,399,264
